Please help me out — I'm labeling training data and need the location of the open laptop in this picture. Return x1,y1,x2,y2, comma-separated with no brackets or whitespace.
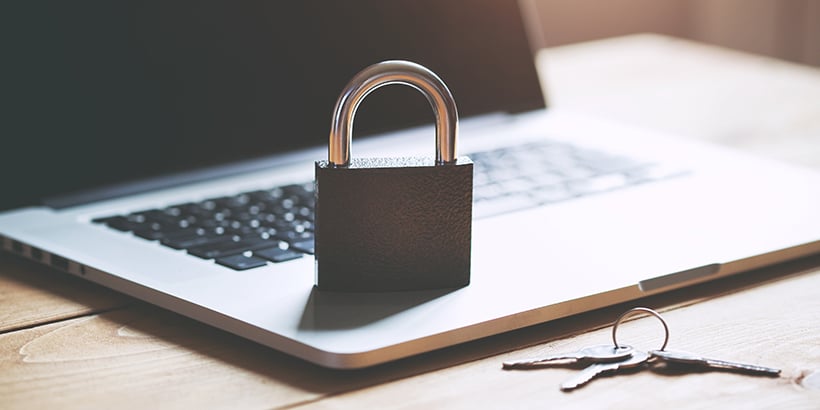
3,0,820,369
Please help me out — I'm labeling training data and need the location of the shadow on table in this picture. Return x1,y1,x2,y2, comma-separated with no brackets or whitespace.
298,287,455,330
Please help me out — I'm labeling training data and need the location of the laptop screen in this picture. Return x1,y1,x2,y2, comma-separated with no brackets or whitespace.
2,0,544,211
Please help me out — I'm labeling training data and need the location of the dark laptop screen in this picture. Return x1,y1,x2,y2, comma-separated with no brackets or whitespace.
2,0,544,210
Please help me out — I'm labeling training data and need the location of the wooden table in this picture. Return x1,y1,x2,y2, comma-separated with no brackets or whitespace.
3,34,820,409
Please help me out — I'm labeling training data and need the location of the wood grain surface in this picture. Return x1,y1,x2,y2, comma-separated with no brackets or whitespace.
0,253,131,333
2,34,820,409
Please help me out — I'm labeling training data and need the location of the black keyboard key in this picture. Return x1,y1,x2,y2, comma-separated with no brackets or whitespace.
188,237,280,259
188,243,241,259
213,194,253,210
282,183,314,196
92,215,119,224
254,247,304,263
129,210,178,226
135,226,200,242
162,234,232,250
289,239,314,255
276,230,313,244
133,229,166,241
94,216,140,232
215,254,268,270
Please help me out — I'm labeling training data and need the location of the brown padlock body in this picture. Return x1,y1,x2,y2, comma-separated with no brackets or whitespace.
315,156,473,292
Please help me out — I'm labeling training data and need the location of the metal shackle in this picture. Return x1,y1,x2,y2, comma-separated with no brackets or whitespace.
328,60,459,167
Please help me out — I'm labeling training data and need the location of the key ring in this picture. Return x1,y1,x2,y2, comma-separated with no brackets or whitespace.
612,307,670,351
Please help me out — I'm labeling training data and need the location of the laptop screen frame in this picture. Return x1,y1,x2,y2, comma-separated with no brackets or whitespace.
3,0,546,210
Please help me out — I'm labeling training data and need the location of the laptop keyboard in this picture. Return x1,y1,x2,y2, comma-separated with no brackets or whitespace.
470,140,678,218
92,139,681,271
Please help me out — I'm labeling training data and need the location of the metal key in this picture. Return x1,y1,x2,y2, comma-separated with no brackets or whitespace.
560,350,650,391
503,344,634,369
649,349,781,377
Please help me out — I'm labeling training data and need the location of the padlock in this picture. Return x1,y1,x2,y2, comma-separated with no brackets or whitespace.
314,60,473,292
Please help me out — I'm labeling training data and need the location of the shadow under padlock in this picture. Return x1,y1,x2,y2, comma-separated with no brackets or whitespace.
314,60,473,292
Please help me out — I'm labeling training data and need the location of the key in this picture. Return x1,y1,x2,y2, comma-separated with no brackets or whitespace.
649,349,781,377
254,246,303,263
215,253,268,271
560,350,650,391
503,344,633,369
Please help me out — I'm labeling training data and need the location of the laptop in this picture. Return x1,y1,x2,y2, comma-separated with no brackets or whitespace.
3,0,819,369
